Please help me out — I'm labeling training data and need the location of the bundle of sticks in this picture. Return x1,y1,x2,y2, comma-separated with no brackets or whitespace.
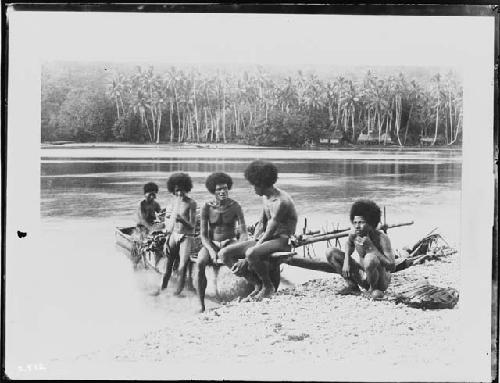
394,228,457,272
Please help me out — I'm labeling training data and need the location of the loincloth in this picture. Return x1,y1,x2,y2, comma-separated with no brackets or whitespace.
212,238,236,251
164,232,195,259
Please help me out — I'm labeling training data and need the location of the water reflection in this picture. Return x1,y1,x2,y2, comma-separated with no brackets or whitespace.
41,157,462,233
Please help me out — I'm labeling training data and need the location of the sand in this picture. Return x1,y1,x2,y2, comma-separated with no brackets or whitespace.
26,255,462,380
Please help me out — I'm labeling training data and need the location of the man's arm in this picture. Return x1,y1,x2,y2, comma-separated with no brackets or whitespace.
175,200,197,231
164,203,175,233
154,201,162,212
377,234,395,272
359,233,395,272
136,204,148,227
342,233,356,277
253,208,267,239
200,204,217,256
235,203,248,241
256,199,287,244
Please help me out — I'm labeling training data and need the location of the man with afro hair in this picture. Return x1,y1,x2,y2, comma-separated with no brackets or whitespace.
196,172,248,312
219,160,298,301
158,172,197,296
136,182,162,233
285,199,395,299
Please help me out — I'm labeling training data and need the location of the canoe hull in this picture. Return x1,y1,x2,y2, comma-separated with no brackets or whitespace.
115,227,255,301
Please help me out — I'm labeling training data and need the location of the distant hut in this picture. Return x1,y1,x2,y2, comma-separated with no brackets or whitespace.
420,134,445,146
357,130,378,145
320,128,346,146
380,133,393,145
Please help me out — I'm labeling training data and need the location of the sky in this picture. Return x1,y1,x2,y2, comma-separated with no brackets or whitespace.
6,11,493,67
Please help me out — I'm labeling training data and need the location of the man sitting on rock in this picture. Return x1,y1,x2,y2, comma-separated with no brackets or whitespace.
286,199,395,299
196,172,248,312
219,160,298,301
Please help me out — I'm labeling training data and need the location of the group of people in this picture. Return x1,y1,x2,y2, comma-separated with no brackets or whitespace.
136,160,395,313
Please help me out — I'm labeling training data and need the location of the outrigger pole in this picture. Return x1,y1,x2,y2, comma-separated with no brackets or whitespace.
269,221,414,260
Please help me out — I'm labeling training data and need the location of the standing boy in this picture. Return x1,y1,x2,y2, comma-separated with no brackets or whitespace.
159,173,197,296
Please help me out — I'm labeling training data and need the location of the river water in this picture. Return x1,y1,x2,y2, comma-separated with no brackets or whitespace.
6,146,462,371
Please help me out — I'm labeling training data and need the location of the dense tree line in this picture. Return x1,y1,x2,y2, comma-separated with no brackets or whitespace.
41,63,463,147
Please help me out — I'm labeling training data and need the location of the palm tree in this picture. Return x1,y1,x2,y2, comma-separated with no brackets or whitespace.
403,80,420,145
430,73,443,146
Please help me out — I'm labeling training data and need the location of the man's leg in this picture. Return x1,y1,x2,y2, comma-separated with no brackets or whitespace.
219,240,255,267
363,252,390,299
160,234,177,291
245,237,289,300
174,237,193,296
219,240,263,298
326,248,367,294
196,247,211,312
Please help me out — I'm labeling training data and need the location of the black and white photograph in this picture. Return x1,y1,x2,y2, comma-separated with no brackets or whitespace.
2,5,496,381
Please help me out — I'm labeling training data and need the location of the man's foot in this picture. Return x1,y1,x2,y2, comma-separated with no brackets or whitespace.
358,279,370,291
253,285,275,301
150,288,162,297
371,289,384,300
198,306,206,313
242,286,262,302
337,284,362,295
186,284,197,293
173,290,186,297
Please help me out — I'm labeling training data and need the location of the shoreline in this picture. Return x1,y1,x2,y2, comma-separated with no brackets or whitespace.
41,141,462,152
30,255,461,380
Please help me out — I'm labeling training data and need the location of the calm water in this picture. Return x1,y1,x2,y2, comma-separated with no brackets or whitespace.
7,146,462,371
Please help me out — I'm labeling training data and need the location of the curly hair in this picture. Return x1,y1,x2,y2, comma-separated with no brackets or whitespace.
244,160,278,188
350,199,381,228
143,182,159,194
166,172,193,194
205,172,233,194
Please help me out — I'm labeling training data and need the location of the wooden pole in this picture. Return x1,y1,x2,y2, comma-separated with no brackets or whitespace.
383,206,388,234
292,221,414,247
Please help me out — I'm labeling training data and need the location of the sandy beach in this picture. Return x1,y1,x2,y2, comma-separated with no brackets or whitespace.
30,253,463,381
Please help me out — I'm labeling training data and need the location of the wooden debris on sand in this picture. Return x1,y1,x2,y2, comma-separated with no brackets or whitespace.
388,281,459,310
394,228,457,272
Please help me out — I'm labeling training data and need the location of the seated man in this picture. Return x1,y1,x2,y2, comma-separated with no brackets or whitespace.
159,172,197,296
286,199,395,299
136,182,162,236
219,160,298,301
196,172,248,312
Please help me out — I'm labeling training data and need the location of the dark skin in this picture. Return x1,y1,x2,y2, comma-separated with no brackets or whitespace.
196,183,247,312
341,216,395,297
286,215,395,298
137,192,162,232
219,185,297,302
158,186,197,296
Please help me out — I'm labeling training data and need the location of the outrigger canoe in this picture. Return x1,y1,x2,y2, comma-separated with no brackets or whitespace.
116,220,459,309
115,226,282,301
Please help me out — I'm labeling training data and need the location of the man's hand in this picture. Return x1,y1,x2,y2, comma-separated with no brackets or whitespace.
246,245,257,254
175,213,185,223
239,233,248,242
208,248,218,264
354,235,375,257
342,261,350,278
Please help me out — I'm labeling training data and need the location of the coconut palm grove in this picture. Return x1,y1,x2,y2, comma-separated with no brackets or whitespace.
41,62,463,147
